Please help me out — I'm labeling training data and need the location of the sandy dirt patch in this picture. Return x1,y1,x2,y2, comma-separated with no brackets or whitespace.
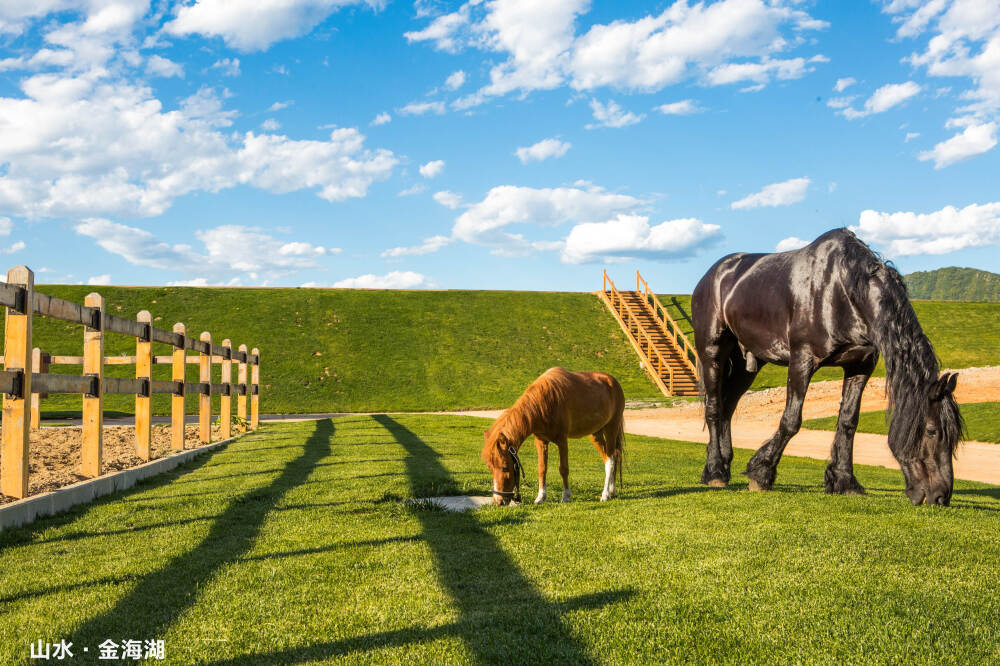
0,424,227,505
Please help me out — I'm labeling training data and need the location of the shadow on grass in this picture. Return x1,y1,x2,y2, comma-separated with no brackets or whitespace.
64,419,334,647
201,415,631,665
372,414,629,664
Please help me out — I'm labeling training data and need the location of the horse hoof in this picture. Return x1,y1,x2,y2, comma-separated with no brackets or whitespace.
561,491,571,503
844,487,866,496
600,494,609,502
534,494,546,504
707,479,727,488
748,479,769,492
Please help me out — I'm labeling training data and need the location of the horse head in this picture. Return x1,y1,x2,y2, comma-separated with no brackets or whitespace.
894,373,963,506
482,430,522,505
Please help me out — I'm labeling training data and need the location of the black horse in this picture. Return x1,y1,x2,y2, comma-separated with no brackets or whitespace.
691,228,963,505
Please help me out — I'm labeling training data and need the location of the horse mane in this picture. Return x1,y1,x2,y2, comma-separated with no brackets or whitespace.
481,368,570,468
838,229,962,458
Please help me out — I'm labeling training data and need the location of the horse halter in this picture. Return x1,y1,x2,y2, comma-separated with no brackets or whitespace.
491,446,525,503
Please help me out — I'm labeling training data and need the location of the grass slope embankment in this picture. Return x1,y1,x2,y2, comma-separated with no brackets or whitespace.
1,415,998,664
660,294,1000,390
803,402,1000,443
5,286,662,415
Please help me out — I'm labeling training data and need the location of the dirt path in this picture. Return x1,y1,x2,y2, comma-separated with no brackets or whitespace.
456,365,1000,486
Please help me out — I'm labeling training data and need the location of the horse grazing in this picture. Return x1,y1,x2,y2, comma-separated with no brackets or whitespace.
692,228,963,505
482,367,625,505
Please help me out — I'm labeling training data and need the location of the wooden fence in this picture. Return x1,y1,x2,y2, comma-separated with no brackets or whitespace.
0,266,260,500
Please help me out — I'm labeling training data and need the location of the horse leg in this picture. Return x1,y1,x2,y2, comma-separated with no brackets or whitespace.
591,432,615,501
746,352,814,491
557,439,571,502
716,348,759,487
824,360,875,495
535,437,549,504
700,336,737,487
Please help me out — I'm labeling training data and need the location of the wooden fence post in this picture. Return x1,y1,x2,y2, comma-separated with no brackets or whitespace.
2,266,33,499
237,344,248,430
200,332,211,444
250,347,259,430
81,292,104,478
221,339,232,440
30,347,41,430
135,310,152,460
172,323,186,450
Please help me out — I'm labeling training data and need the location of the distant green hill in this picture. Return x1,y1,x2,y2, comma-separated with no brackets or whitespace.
905,267,1000,302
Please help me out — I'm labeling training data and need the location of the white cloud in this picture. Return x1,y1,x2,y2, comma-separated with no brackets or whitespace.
74,218,337,281
655,99,702,115
210,57,241,76
0,216,11,236
0,79,397,219
705,56,822,89
406,0,827,107
731,177,810,210
905,131,921,142
419,160,445,178
561,214,720,264
371,111,391,125
586,99,643,129
888,1,1000,119
381,235,452,258
834,77,856,92
146,55,183,78
445,70,466,90
1,240,25,255
398,100,446,115
851,201,1000,255
840,81,921,119
432,190,462,209
918,122,998,168
826,95,857,110
87,274,112,285
261,118,281,131
453,184,643,253
166,277,243,287
515,138,571,163
775,236,809,252
268,100,293,111
165,0,383,51
398,184,426,196
333,271,435,289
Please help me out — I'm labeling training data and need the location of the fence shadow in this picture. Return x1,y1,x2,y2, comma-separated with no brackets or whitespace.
200,414,632,665
65,419,334,646
370,414,626,664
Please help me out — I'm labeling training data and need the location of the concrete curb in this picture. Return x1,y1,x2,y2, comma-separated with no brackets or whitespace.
0,437,236,532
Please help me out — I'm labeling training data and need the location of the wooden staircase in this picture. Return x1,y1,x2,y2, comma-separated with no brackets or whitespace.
598,270,700,396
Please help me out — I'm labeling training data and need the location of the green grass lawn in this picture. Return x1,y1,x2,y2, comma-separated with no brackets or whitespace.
2,416,999,664
803,401,1000,443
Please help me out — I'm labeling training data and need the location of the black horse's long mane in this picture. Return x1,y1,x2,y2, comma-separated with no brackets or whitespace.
840,230,962,459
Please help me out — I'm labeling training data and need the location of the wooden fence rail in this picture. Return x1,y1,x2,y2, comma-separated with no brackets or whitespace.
0,266,261,500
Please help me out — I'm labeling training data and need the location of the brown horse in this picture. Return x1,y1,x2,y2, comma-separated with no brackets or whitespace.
481,367,625,505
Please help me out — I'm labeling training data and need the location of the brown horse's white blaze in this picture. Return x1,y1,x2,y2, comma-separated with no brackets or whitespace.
482,367,625,505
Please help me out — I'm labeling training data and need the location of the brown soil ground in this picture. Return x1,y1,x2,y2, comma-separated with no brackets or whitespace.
0,424,226,505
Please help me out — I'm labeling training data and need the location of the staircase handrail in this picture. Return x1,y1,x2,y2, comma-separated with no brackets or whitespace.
603,270,674,393
636,271,698,374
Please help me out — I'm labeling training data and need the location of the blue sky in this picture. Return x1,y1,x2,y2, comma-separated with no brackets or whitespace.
1,0,998,292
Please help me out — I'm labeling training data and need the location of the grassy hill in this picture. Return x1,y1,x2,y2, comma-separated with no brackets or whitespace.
7,286,664,415
905,266,1000,302
3,286,998,414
